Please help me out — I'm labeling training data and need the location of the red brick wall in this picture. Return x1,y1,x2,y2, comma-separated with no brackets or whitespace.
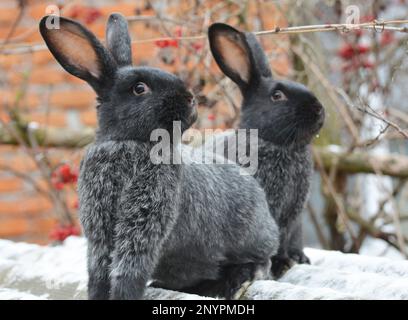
0,0,289,244
0,0,141,243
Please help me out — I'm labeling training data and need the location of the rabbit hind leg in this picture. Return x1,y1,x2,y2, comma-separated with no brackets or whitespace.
181,262,270,300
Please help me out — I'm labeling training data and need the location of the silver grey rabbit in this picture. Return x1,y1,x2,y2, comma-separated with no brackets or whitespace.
39,14,279,300
207,23,325,277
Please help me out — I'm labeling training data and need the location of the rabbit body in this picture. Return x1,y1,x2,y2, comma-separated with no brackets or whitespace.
79,131,278,300
79,140,182,299
208,132,312,273
256,141,312,267
154,161,278,290
208,23,325,276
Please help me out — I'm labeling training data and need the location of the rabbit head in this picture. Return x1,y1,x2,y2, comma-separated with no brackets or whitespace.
40,13,197,142
208,23,325,147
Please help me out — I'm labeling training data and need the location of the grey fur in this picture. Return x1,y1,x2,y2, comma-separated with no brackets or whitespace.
79,141,182,299
154,162,278,290
40,14,279,299
208,23,325,277
106,13,132,67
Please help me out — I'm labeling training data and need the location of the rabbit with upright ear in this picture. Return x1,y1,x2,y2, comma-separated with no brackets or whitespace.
208,23,325,278
40,14,279,299
40,13,195,299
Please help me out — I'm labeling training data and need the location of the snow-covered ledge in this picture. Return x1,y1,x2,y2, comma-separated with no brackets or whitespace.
1,237,407,300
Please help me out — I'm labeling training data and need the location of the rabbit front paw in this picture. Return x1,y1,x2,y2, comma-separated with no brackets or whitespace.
224,263,258,300
271,255,295,279
288,249,310,265
88,278,110,300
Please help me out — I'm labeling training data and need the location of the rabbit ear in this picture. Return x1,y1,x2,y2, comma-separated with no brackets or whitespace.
208,23,252,88
39,15,116,94
106,13,132,67
243,32,273,79
208,23,272,90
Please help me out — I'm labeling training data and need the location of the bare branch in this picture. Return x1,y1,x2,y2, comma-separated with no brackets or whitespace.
1,19,407,55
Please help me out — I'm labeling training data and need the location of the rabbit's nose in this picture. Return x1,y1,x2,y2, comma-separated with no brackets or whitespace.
190,97,196,106
186,94,196,106
311,102,324,116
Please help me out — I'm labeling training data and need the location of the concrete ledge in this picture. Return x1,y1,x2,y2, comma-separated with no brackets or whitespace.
1,237,407,300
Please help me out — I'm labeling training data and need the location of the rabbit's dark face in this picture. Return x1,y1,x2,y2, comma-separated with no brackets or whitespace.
40,13,197,143
209,23,325,148
241,79,325,146
98,66,196,141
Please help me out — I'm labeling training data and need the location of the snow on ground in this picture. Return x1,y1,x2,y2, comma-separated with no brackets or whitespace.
0,237,407,300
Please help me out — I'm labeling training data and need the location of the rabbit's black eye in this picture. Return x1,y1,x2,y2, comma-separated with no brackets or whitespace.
133,82,149,96
271,90,287,102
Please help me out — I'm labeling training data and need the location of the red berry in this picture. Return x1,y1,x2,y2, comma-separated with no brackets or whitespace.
155,40,170,48
84,8,102,25
338,44,369,60
168,39,179,48
69,169,78,183
58,164,71,182
380,32,394,46
50,226,63,241
51,164,78,189
50,224,81,242
192,42,203,52
338,44,354,59
357,45,370,54
207,114,216,121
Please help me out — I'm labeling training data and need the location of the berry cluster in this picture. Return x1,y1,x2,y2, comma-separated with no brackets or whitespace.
155,26,182,48
51,164,78,191
155,39,179,48
67,5,103,25
154,26,203,52
50,224,81,242
337,17,395,72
